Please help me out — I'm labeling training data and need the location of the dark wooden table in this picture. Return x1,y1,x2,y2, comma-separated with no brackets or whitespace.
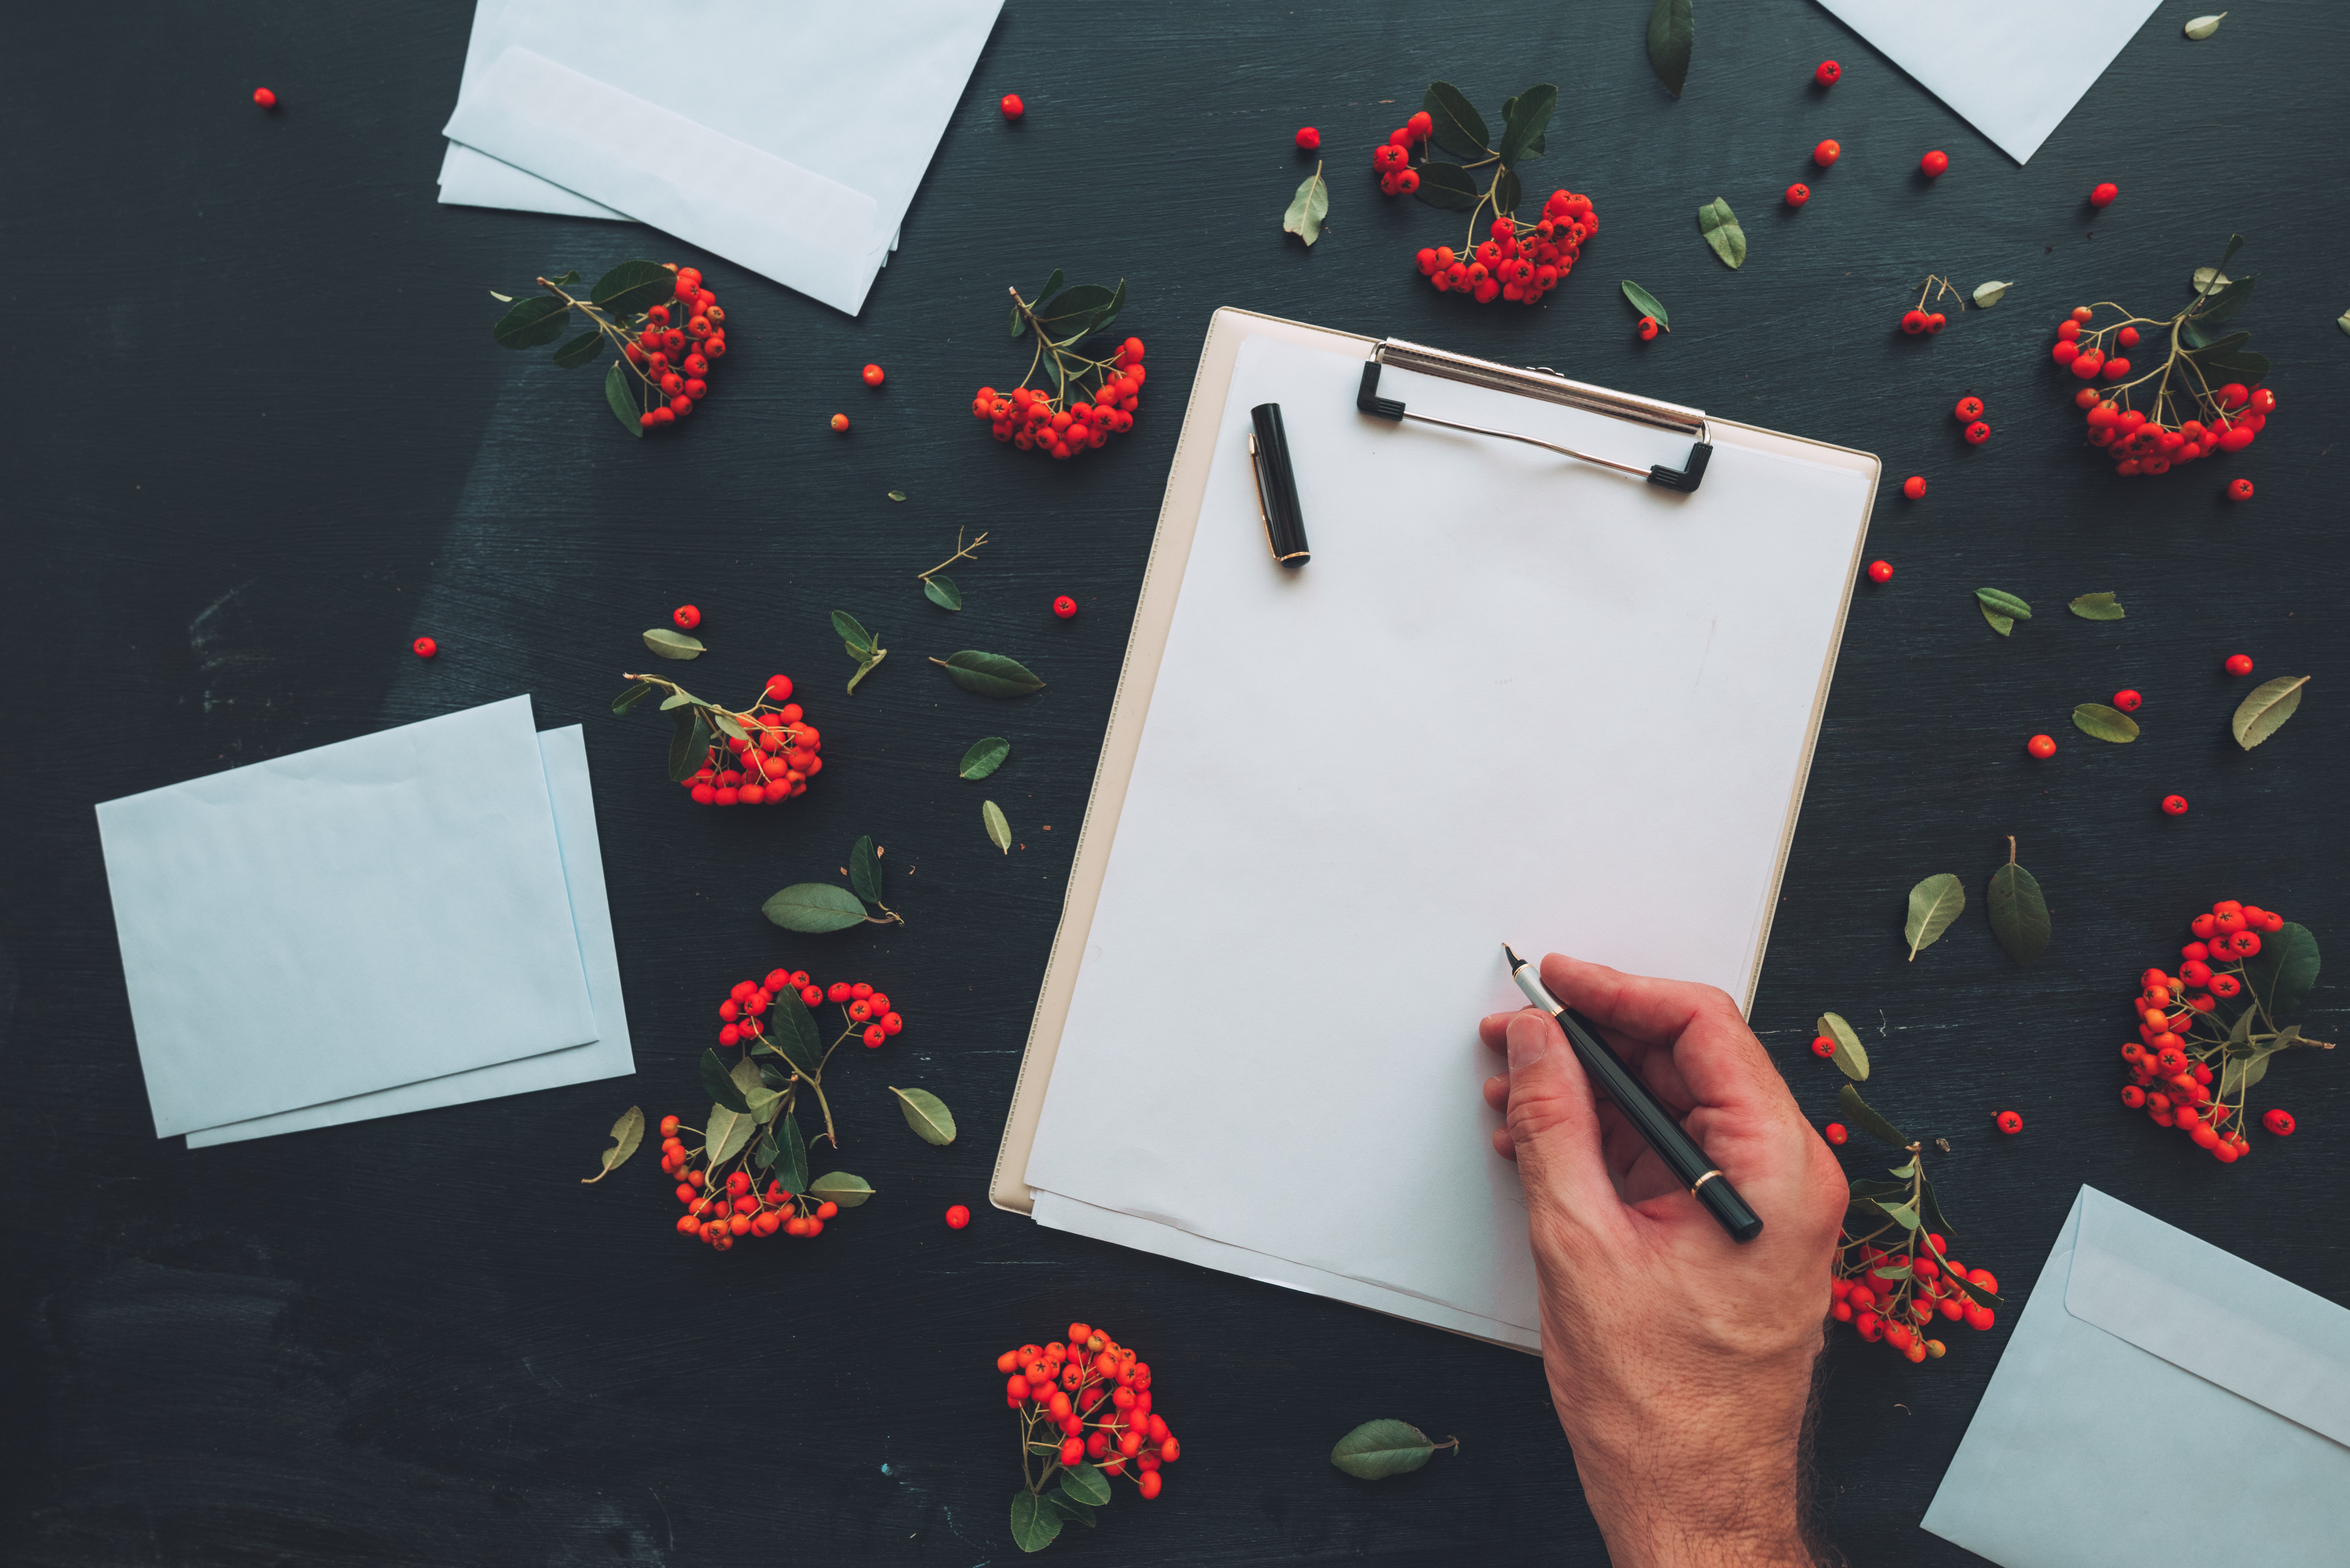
6,3,2344,1562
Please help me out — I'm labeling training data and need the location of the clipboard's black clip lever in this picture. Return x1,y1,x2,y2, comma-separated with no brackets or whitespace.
1356,347,1713,493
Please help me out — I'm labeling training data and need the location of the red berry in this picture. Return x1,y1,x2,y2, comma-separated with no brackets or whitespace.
829,413,849,432
1783,182,1811,208
1814,139,1842,167
1636,315,1659,341
253,87,278,109
2117,326,2140,348
1901,475,1927,500
1954,396,1983,422
2162,794,2190,816
1814,60,1841,86
1867,560,1893,584
1920,149,1948,177
945,1204,972,1229
1924,312,1947,335
861,364,884,387
1294,126,1320,150
1901,310,1928,335
2228,478,2254,502
1811,1035,1837,1058
1000,93,1024,120
2113,689,2142,711
2100,356,2130,382
1824,1122,1849,1145
1964,420,1990,445
2027,734,2056,759
2089,181,2118,207
2224,653,2254,676
2264,1108,2296,1136
412,636,437,658
1995,1110,2022,1135
2075,386,2102,409
1053,595,1077,619
673,604,700,629
2071,306,2094,323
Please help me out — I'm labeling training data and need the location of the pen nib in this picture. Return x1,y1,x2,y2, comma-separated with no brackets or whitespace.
1501,942,1524,971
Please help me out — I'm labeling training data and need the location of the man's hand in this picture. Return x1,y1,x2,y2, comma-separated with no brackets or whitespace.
1479,953,1846,1568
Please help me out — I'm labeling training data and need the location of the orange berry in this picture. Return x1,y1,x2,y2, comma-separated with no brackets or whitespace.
829,413,849,432
1138,1470,1162,1499
861,364,885,386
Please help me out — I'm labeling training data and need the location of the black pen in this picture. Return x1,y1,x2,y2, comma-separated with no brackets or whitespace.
1502,944,1763,1243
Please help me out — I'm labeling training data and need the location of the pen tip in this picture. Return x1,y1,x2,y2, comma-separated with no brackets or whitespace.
1501,942,1523,969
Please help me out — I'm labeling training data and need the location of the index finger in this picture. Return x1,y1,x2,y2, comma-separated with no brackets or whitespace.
1540,951,1783,1113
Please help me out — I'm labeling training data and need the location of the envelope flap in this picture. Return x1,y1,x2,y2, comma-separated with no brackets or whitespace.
2066,1186,2350,1447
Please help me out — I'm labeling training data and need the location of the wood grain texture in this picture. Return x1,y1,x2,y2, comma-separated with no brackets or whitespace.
3,2,2346,1563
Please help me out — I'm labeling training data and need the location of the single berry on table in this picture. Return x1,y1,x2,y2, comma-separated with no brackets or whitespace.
673,604,700,629
1637,315,1660,341
1814,60,1841,86
1824,1122,1849,1145
1954,396,1983,422
1811,1035,1837,1058
1000,93,1024,120
2113,689,2142,711
1901,475,1927,500
1924,312,1947,334
1964,420,1990,445
946,1204,972,1229
413,636,437,658
2264,1108,2296,1136
2228,478,2254,501
829,413,849,432
1901,309,1928,335
1786,182,1811,207
1814,138,1842,166
253,87,277,108
1995,1110,2022,1134
1053,595,1077,620
2162,794,2189,816
2027,734,2057,759
1867,559,1893,583
2089,181,2118,207
2224,653,2254,676
1920,149,1948,177
861,364,885,387
1294,126,1319,150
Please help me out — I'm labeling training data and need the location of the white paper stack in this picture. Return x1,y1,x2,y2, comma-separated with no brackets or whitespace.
437,0,1004,315
96,698,635,1146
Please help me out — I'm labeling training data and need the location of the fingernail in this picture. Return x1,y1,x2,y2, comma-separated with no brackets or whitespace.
1506,1012,1547,1072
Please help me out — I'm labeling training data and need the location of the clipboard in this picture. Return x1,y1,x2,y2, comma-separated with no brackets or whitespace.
992,308,1879,1348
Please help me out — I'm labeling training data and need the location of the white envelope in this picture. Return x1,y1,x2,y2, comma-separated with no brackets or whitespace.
184,725,633,1146
1816,0,2163,163
1923,1186,2350,1566
96,695,598,1137
439,0,1001,314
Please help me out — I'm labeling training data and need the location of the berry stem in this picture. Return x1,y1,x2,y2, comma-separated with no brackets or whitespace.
916,528,992,582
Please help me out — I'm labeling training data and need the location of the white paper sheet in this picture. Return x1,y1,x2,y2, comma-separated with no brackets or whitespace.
1022,334,1872,1333
1817,0,2163,164
184,725,633,1146
438,0,1000,314
97,695,597,1138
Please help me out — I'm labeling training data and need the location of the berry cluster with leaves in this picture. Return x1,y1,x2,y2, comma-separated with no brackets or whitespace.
972,273,1143,460
1809,1013,2004,1364
1001,1321,1175,1551
2121,900,2330,1159
2054,235,2277,478
1377,82,1595,307
611,671,823,807
489,261,731,437
654,966,902,1250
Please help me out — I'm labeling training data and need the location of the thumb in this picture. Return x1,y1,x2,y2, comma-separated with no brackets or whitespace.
1503,1011,1629,1238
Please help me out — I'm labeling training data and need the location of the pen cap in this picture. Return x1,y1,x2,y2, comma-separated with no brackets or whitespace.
1248,402,1310,566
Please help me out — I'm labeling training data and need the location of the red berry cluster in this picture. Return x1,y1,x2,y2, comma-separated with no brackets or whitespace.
660,1115,838,1248
970,336,1146,460
622,267,730,430
1831,1233,1999,1362
1371,111,1434,194
1002,1322,1177,1504
717,970,904,1053
1414,192,1599,306
676,675,823,807
2049,281,2277,479
2120,900,2309,1162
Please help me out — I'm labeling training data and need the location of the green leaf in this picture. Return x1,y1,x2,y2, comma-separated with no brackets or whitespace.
2337,308,2350,336
1010,1489,1062,1552
1987,853,2051,966
1887,1159,1917,1179
2231,675,2308,749
1872,1262,1914,1281
589,259,674,316
1840,1082,1911,1148
832,610,876,658
708,710,749,743
492,295,571,349
1497,97,1546,157
1410,161,1484,212
611,680,655,715
1282,163,1330,247
887,490,906,502
2072,703,2141,743
1035,283,1118,343
1058,1460,1111,1507
936,650,1045,698
1975,588,2032,620
2068,592,2125,621
1421,82,1491,159
1493,168,1522,220
2184,13,2226,40
580,1105,643,1182
764,987,824,1078
923,574,962,611
701,1048,752,1113
1847,1179,1910,1199
1919,1175,1959,1241
1497,85,1556,167
1981,603,2015,637
2195,273,2256,327
2193,267,2235,299
752,1130,779,1173
2242,922,2320,1020
849,835,882,905
548,270,581,287
731,1056,781,1122
1972,281,2012,309
551,329,604,369
807,1170,876,1208
1816,1011,1868,1082
1090,278,1128,343
488,289,515,303
960,736,1010,780
1331,1419,1456,1479
1045,1494,1096,1527
1903,873,1965,961
1646,0,1696,97
1621,279,1669,331
2219,1049,2271,1098
2182,321,2245,353
2196,347,2271,383
984,800,1012,854
890,1085,958,1146
667,712,710,783
848,650,886,695
761,882,871,934
642,628,705,660
605,362,645,437
776,1113,809,1195
657,691,701,711
1873,1197,1921,1231
1946,1267,2003,1310
706,1103,754,1166
1697,198,1745,269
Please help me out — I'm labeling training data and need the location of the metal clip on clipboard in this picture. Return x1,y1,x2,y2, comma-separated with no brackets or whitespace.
1355,337,1713,492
